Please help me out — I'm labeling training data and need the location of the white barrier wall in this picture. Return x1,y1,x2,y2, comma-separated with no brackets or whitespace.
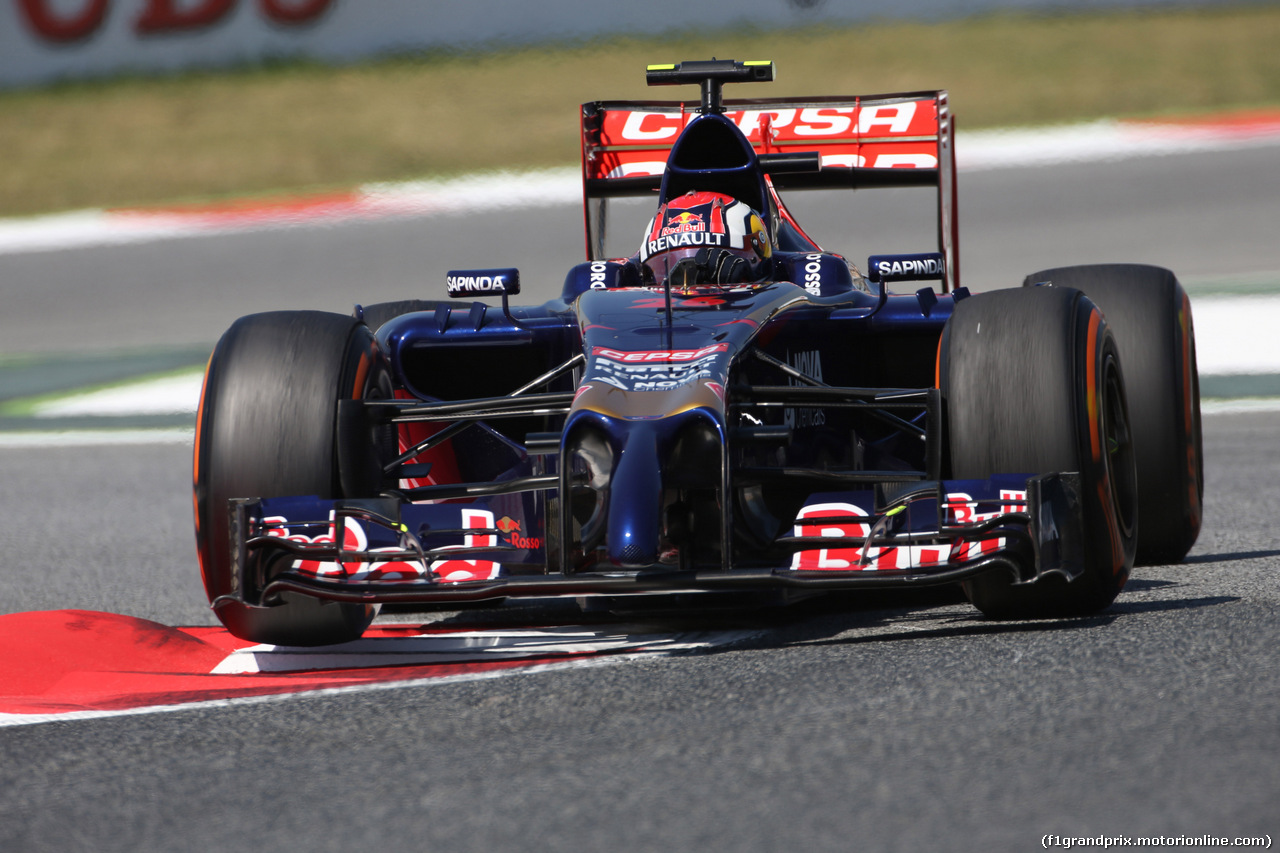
0,0,1266,89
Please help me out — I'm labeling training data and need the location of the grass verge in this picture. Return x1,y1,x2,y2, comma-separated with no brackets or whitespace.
2,5,1279,218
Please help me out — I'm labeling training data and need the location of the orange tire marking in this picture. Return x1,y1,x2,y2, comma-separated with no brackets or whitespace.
1085,308,1101,463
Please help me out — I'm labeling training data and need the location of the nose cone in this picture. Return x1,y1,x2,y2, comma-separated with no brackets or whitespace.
606,424,662,566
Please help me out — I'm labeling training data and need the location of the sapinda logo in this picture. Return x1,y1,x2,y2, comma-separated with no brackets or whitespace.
18,0,333,42
875,257,944,278
447,274,508,293
868,253,946,282
446,268,519,296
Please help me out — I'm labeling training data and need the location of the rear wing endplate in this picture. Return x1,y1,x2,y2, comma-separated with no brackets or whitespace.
580,92,959,291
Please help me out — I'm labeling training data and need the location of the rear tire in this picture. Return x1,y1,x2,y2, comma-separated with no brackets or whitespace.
1023,264,1202,565
941,286,1138,618
194,311,390,645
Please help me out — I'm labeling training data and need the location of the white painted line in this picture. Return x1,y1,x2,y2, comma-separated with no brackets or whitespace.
0,208,196,254
0,654,623,729
212,626,762,673
0,168,582,256
32,371,203,417
0,623,763,728
0,429,194,448
358,167,581,217
957,118,1280,171
1201,398,1280,415
1188,294,1280,375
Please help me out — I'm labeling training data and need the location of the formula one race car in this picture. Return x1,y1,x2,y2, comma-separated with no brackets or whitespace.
194,60,1203,645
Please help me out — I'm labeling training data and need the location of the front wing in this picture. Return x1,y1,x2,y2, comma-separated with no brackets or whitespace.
214,473,1086,612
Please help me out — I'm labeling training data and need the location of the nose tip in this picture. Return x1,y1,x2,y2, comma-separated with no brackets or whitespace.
615,539,655,568
606,425,661,567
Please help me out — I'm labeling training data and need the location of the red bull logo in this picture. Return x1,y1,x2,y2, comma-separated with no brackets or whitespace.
661,209,706,236
496,516,541,550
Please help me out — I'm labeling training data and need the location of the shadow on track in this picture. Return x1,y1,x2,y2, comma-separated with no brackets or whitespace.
1182,549,1280,564
374,575,1241,659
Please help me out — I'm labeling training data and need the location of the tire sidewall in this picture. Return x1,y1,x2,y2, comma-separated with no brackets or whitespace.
1070,301,1137,601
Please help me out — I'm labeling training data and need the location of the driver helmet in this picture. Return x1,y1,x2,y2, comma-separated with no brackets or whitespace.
638,191,772,285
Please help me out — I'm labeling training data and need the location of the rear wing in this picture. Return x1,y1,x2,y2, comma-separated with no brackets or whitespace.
580,92,960,291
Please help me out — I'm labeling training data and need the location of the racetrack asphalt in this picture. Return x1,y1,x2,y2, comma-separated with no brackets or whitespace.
0,411,1277,851
0,140,1278,851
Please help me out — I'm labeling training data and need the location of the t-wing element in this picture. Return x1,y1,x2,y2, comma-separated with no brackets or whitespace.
645,59,775,114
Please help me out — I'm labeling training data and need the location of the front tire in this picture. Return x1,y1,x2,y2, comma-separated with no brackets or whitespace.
941,286,1138,618
1023,264,1202,565
357,300,444,333
194,311,390,645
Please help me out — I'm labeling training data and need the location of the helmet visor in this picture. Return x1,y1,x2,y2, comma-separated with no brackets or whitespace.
642,245,759,286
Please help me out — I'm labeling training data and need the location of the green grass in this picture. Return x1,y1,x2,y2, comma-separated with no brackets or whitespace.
2,4,1279,218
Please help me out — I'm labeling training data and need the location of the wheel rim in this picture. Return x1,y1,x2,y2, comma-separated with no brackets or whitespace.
1102,353,1139,540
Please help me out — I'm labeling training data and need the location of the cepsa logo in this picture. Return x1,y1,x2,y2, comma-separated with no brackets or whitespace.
589,344,728,392
616,103,922,143
17,0,333,43
592,344,728,363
